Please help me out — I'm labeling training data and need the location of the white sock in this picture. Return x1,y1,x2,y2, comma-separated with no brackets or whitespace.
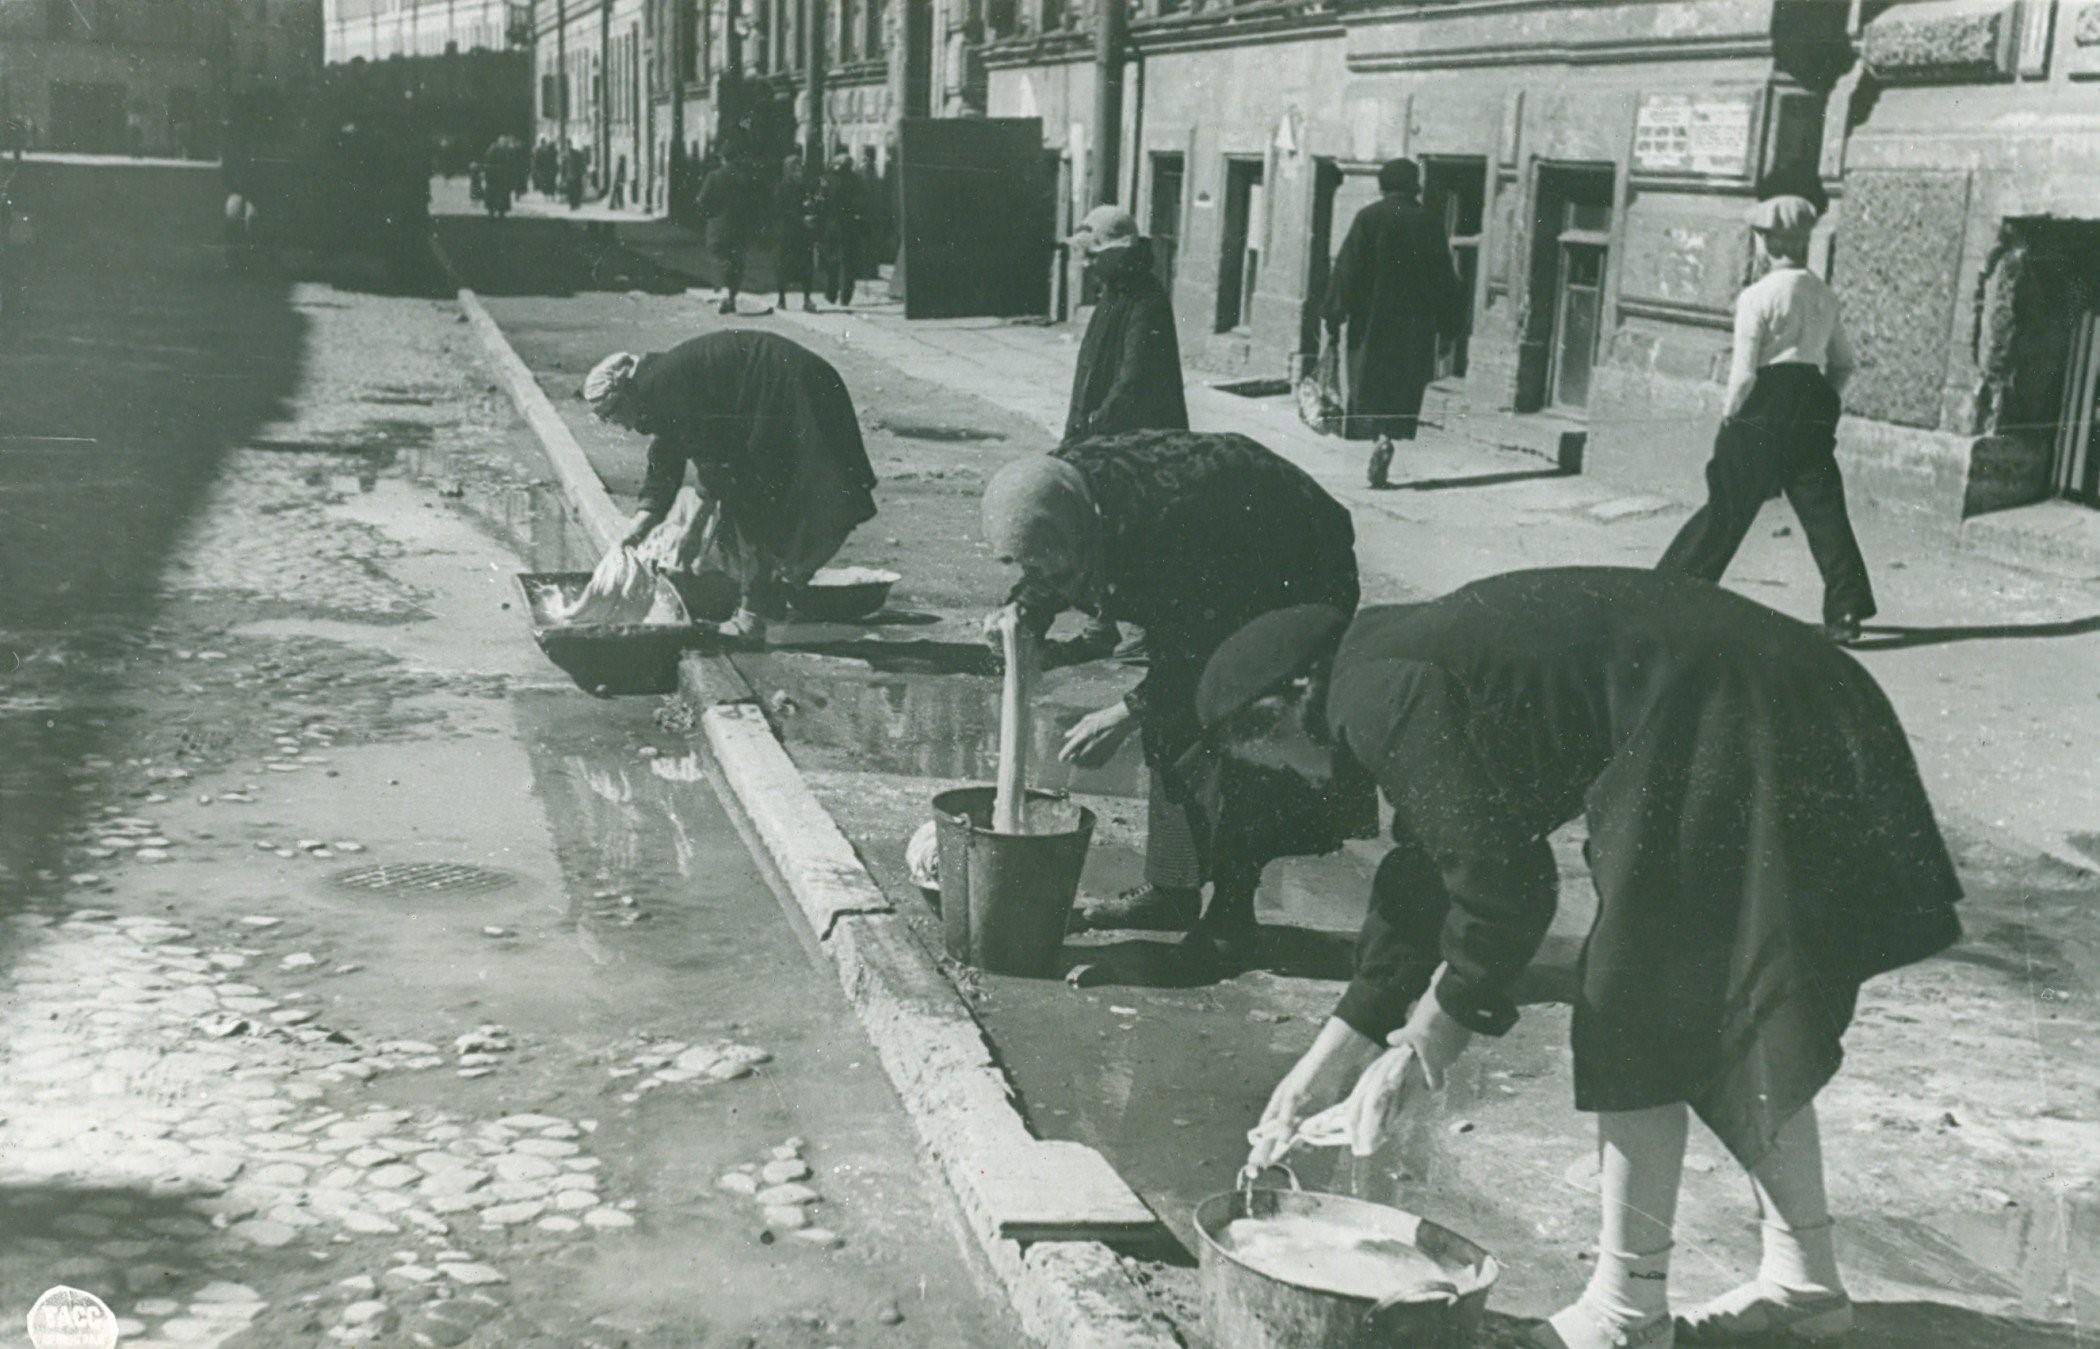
1582,1242,1672,1327
1758,1217,1843,1299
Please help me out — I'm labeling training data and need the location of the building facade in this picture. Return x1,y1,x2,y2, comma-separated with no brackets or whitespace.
979,0,2100,528
0,0,231,155
324,0,521,62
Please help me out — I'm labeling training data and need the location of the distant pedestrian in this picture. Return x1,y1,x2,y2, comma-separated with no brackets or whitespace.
1063,205,1187,445
773,154,815,311
1657,195,1873,645
610,154,628,211
480,135,518,217
532,137,558,196
1323,157,1463,488
813,154,864,307
696,154,764,314
561,144,587,211
583,332,879,642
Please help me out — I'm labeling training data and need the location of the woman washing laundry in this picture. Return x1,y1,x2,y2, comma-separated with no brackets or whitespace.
979,430,1368,965
583,331,877,640
1657,195,1875,644
1197,567,1961,1348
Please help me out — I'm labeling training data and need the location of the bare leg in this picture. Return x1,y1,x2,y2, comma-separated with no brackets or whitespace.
1678,1104,1852,1342
1534,1104,1685,1347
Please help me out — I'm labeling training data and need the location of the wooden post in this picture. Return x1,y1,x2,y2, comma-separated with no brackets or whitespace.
993,609,1033,834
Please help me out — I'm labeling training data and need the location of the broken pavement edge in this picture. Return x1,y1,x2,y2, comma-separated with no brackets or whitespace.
438,250,1183,1349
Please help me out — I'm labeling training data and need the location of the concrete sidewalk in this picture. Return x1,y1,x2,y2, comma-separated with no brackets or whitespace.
740,297,2100,879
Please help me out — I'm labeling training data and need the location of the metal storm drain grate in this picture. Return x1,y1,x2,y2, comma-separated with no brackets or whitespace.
330,861,515,896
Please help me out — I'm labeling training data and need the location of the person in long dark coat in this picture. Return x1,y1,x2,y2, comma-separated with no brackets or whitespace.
980,431,1366,946
813,154,864,307
583,333,878,641
1063,205,1188,446
1204,567,1961,1349
1657,195,1874,645
773,154,816,312
697,154,764,314
1324,157,1463,488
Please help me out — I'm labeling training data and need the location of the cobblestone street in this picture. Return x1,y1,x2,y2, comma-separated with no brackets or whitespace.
0,245,1013,1345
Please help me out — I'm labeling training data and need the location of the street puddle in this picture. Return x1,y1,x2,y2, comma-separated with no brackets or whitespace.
760,660,1148,797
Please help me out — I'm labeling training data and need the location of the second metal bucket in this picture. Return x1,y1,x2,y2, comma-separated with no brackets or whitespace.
931,786,1095,978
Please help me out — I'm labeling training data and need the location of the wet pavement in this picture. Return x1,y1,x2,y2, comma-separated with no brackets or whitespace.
442,212,2100,1343
0,246,1012,1345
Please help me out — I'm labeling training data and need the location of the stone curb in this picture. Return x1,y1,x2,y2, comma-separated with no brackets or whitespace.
439,252,1182,1348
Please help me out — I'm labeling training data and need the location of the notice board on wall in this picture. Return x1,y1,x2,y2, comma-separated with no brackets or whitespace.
1632,91,1758,178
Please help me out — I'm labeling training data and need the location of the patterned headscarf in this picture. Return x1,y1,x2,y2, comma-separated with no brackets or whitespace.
981,456,1101,603
583,351,641,419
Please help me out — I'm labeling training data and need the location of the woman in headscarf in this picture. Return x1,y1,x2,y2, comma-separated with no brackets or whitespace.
585,332,877,640
980,430,1366,955
1196,567,1962,1349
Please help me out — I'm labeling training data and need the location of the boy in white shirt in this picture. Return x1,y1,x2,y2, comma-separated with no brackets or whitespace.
1657,196,1876,645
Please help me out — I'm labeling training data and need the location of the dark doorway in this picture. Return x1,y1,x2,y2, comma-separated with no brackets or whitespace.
1422,155,1487,378
1216,156,1264,333
1300,157,1343,359
1517,164,1614,413
1979,219,2100,508
1148,152,1183,290
896,117,1052,318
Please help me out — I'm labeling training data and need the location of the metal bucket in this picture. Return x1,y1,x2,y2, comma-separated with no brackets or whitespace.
931,786,1094,978
1195,1169,1498,1348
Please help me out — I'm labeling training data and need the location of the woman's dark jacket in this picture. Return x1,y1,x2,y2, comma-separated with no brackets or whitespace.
1064,243,1189,444
1325,566,1961,1165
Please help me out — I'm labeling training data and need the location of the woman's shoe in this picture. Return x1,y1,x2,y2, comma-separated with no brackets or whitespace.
1530,1304,1675,1348
1676,1284,1853,1343
1367,437,1396,489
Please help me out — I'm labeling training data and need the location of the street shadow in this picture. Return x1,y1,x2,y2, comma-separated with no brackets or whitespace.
431,216,694,298
1378,466,1576,493
769,637,997,676
0,195,305,926
1849,1302,2088,1346
1061,926,1358,989
1848,614,2100,651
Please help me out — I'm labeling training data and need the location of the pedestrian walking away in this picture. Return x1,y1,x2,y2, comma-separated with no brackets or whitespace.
1324,157,1465,488
583,332,878,640
1063,205,1189,445
561,144,588,211
980,431,1367,955
814,155,864,308
532,137,558,196
1206,567,1962,1349
697,154,764,314
773,155,816,312
1657,195,1876,644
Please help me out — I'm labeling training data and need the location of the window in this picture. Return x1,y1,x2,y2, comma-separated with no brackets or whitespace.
1148,152,1183,288
1422,156,1487,377
1217,157,1264,332
865,0,883,57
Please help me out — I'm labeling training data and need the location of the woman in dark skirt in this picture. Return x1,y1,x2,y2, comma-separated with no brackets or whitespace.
979,430,1368,955
1205,568,1961,1348
584,332,877,640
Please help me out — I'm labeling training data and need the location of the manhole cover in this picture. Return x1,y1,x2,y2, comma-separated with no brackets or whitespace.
330,861,515,896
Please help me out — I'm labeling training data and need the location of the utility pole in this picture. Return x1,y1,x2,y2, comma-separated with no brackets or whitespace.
668,0,685,212
556,0,568,145
803,0,825,168
1088,0,1123,207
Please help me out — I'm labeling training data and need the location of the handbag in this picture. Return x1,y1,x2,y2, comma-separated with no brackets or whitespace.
1295,332,1344,435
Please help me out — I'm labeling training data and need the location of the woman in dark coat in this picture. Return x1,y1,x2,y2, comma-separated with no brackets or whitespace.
696,155,764,314
1064,207,1188,445
584,332,877,640
980,431,1365,946
1323,158,1463,488
1207,568,1961,1349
